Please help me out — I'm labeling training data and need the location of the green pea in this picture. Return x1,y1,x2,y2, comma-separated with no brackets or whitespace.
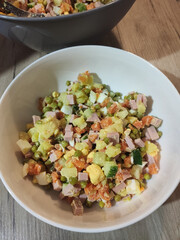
115,92,121,97
61,140,68,148
121,153,126,160
140,146,146,152
110,91,115,98
113,97,119,102
80,181,87,188
102,84,107,89
45,96,53,104
86,200,93,208
61,176,67,182
52,91,59,98
97,111,101,118
74,150,82,157
58,101,63,108
34,151,41,160
144,173,151,180
115,144,121,148
35,141,40,147
31,145,37,153
50,102,58,109
45,160,52,166
107,102,112,108
114,194,121,202
66,80,71,86
106,156,112,161
136,133,140,138
43,106,52,113
109,182,114,189
49,165,55,172
133,128,138,135
158,131,162,138
79,85,84,90
98,201,105,208
94,104,100,110
107,113,113,117
69,177,78,185
84,88,90,95
104,137,110,144
130,133,136,139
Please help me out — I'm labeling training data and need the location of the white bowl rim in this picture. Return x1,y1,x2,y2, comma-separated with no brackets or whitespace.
0,45,179,233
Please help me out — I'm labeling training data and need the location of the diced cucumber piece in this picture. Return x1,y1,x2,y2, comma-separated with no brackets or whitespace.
102,161,118,178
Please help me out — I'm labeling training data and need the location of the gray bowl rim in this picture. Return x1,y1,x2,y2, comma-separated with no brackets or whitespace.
0,0,133,22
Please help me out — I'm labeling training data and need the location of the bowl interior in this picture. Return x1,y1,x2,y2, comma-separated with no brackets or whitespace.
0,46,179,232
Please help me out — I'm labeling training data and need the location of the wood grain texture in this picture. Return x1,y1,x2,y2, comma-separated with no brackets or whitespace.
0,0,179,239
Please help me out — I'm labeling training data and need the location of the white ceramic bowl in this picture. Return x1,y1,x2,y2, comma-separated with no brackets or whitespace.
0,46,179,232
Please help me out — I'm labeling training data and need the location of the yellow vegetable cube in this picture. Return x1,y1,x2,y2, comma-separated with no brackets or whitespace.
105,146,121,158
138,102,146,115
75,142,89,151
145,141,159,157
95,140,107,150
127,116,138,124
64,149,75,160
86,164,105,185
72,116,87,129
126,179,141,195
16,139,32,155
99,129,107,139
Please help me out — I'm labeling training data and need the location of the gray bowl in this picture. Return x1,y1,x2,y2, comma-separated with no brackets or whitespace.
0,0,135,51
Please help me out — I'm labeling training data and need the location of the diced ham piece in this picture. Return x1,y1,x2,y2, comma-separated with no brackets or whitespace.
112,182,126,194
87,113,100,122
109,191,115,200
59,191,65,200
151,117,162,128
121,169,132,181
78,172,89,181
64,124,74,141
52,180,62,191
62,184,81,197
65,124,73,132
107,132,119,145
71,198,84,216
64,131,73,141
136,94,147,107
45,111,56,118
67,95,75,105
146,154,155,165
145,130,151,140
78,104,88,109
129,100,137,110
146,126,159,141
49,152,58,163
69,114,78,123
32,115,41,125
125,136,135,150
79,193,87,204
24,151,33,159
134,138,145,147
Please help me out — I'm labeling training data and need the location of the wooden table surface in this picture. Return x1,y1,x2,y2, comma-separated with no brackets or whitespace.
0,0,179,239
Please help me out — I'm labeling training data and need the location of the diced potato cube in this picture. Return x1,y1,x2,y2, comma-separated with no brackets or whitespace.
145,141,159,157
95,140,107,150
126,179,141,195
105,146,121,158
17,139,32,155
73,116,87,129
